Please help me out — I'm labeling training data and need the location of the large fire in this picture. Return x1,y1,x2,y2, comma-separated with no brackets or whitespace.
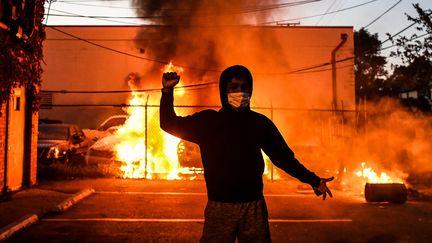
114,62,188,179
355,162,404,184
112,61,281,180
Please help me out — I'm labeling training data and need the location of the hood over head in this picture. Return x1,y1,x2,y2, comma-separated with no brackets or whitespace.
219,65,253,109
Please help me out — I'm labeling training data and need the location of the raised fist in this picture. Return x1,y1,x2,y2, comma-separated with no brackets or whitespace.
162,72,180,89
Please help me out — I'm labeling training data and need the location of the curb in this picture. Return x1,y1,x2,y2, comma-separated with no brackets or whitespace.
0,214,38,241
0,188,95,241
51,188,95,213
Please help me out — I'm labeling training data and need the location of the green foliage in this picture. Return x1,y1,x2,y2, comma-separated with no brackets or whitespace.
0,0,45,112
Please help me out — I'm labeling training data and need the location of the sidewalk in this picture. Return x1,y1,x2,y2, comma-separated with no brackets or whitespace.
0,181,93,241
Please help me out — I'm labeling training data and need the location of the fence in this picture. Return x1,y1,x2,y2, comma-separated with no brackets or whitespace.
39,91,365,180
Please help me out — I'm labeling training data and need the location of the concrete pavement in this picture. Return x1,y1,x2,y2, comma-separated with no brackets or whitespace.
0,181,94,241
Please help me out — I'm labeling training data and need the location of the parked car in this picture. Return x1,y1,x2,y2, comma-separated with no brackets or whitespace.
37,124,89,166
85,134,120,166
86,135,203,171
83,115,128,142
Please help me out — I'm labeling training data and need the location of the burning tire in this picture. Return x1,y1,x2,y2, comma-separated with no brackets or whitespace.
364,183,408,203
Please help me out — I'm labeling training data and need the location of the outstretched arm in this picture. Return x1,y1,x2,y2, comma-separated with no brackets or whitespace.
261,118,333,200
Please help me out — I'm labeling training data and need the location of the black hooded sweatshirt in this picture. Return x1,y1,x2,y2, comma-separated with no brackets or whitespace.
160,65,320,202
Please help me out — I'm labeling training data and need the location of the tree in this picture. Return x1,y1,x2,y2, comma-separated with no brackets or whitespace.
354,28,387,102
388,3,432,112
390,3,432,64
0,0,45,111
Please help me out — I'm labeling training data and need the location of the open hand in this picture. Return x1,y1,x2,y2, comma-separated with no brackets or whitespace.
162,72,180,88
313,177,334,200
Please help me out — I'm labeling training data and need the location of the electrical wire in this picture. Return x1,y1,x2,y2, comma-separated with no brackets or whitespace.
41,103,356,112
46,1,322,19
363,0,402,29
56,0,321,12
55,1,140,10
40,82,218,94
380,22,416,45
380,32,430,51
47,25,354,75
48,9,142,25
315,0,338,26
261,0,377,25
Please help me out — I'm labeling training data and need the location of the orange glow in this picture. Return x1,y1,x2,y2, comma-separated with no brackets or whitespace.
114,62,194,179
262,151,280,180
355,162,404,184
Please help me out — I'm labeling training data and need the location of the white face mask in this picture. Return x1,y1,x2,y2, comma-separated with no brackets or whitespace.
227,92,250,111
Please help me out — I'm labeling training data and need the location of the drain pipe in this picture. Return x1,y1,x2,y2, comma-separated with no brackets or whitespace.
331,33,348,111
2,97,10,195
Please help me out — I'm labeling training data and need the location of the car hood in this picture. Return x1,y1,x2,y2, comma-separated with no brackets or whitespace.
37,140,67,148
89,135,119,151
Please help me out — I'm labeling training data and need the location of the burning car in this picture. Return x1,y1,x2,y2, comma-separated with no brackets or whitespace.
83,115,128,142
37,124,89,166
85,133,120,166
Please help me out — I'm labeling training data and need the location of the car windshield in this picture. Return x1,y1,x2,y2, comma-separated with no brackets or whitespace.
38,126,69,140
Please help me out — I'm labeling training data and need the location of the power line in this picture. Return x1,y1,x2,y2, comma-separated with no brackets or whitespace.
55,1,140,9
262,0,377,25
57,0,127,2
48,9,142,25
380,32,430,51
363,0,402,29
46,26,354,75
380,22,416,45
46,1,322,19
315,0,338,26
322,0,347,26
40,82,218,94
55,0,321,11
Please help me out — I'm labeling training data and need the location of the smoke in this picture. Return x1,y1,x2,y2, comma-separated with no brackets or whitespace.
130,0,282,90
287,97,432,191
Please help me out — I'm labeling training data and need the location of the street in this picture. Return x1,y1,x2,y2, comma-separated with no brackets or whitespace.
7,179,432,243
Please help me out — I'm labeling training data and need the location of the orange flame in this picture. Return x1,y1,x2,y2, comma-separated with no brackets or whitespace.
114,62,194,179
355,162,404,184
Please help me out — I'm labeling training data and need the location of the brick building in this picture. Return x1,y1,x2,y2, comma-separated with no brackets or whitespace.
0,0,44,195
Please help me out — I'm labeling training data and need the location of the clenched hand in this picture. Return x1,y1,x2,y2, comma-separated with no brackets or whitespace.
162,72,180,89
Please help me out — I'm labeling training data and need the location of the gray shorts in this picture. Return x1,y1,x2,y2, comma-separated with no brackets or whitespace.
200,199,271,243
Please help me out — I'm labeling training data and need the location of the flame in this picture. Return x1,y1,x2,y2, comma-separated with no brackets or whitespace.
355,162,403,184
262,151,280,180
114,62,193,179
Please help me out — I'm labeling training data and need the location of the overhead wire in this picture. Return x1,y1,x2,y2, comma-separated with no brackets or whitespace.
380,32,430,51
46,1,322,19
48,9,142,25
40,82,218,94
261,0,377,25
363,0,402,29
322,0,347,25
46,25,355,75
315,0,338,26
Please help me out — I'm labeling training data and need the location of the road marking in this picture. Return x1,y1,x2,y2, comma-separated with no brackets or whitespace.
95,191,308,197
42,218,352,223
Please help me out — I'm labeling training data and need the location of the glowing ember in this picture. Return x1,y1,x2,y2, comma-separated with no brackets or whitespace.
355,162,403,184
114,62,191,179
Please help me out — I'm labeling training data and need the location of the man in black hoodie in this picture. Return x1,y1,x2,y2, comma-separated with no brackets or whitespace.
160,65,333,243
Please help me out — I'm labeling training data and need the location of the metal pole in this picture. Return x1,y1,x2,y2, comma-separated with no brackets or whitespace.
331,33,348,111
144,95,149,179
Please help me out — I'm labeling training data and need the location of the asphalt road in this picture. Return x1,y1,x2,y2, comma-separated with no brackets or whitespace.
7,179,432,243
